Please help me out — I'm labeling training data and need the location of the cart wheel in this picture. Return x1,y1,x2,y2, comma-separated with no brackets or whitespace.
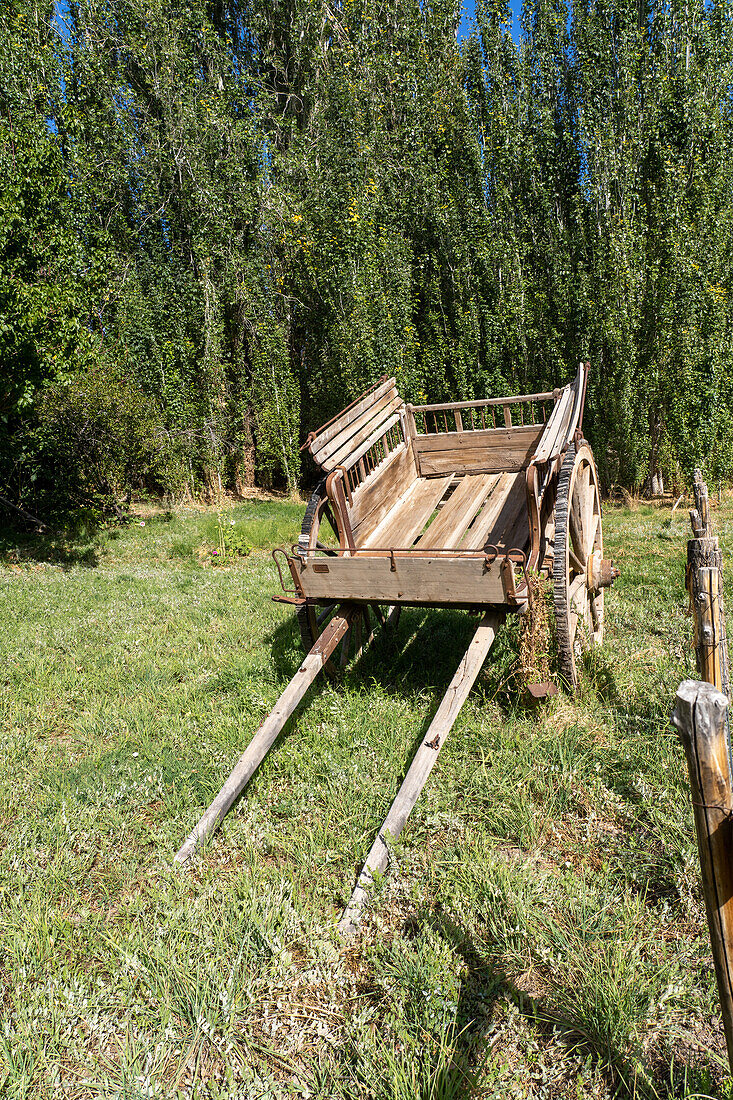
297,482,398,669
553,443,604,691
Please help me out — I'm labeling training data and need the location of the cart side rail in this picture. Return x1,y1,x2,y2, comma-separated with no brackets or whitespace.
304,376,405,474
405,387,558,480
408,389,557,436
531,362,587,465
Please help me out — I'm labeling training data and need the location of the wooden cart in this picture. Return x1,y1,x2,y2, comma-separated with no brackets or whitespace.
175,363,617,930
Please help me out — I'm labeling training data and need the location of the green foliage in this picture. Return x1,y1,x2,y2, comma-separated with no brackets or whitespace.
212,511,252,562
2,0,733,519
36,361,172,520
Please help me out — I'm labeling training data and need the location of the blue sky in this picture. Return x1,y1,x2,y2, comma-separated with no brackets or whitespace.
457,0,523,41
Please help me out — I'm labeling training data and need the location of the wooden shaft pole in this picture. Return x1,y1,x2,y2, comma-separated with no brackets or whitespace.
174,608,357,867
338,612,503,935
673,680,733,1072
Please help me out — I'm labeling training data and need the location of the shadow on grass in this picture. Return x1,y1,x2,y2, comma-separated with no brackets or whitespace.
415,909,728,1100
0,527,100,568
264,604,480,695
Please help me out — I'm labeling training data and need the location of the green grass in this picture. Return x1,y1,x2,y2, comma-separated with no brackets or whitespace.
0,495,731,1098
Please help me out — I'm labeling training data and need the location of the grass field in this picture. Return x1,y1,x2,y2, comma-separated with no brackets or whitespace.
1,495,732,1099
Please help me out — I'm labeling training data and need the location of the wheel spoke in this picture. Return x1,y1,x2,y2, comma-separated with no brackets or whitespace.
581,469,595,556
569,546,585,574
569,504,585,560
569,573,586,603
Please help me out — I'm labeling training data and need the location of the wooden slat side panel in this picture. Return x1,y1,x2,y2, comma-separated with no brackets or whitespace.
418,439,541,477
460,472,525,549
296,555,510,605
364,475,453,548
414,425,543,477
412,391,556,412
336,413,402,473
309,377,396,454
313,389,401,468
532,386,572,464
350,444,417,544
414,424,544,453
416,473,497,550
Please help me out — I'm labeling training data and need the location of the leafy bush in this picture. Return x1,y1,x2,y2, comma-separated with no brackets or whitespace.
36,363,176,521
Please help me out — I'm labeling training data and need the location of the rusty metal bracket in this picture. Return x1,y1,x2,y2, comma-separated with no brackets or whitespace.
332,465,353,506
390,548,397,572
482,543,499,571
500,557,518,604
272,547,301,597
272,594,305,606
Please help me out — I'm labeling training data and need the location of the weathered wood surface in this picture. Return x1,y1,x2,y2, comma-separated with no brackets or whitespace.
690,564,726,693
458,472,520,549
672,680,733,1072
691,467,712,539
363,474,452,549
414,425,543,477
532,384,573,465
294,553,516,606
339,611,504,935
339,412,402,473
349,444,416,543
415,473,497,550
174,607,357,867
531,362,586,466
410,390,556,413
686,470,730,704
313,384,397,461
324,394,403,470
309,378,396,462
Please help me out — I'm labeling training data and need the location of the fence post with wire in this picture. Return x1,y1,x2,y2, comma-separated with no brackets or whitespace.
675,470,733,1072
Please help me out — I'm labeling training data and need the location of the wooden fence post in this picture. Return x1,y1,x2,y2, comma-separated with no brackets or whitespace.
673,680,733,1072
687,469,730,705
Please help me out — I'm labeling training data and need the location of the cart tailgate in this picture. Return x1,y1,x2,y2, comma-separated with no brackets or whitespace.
293,554,521,606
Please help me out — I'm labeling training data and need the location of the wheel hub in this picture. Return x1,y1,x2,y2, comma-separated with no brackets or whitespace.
586,550,619,593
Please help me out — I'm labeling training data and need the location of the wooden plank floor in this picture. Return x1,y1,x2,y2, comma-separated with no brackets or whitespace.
415,473,497,550
363,475,452,548
461,472,529,552
359,470,528,553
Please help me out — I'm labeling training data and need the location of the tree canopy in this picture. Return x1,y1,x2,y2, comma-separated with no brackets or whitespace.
2,0,733,519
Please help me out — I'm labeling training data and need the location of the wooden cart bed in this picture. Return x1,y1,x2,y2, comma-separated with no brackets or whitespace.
292,368,587,608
